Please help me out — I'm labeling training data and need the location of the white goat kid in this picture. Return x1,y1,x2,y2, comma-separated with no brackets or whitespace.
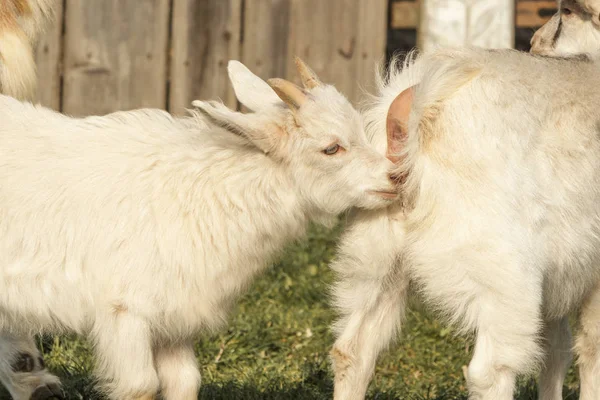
531,0,600,56
0,1,64,399
330,47,600,400
0,57,397,400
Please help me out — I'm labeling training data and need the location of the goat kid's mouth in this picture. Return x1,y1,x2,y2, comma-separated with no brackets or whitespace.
368,190,399,200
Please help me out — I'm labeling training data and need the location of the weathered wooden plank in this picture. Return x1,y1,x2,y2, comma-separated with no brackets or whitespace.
34,0,64,110
286,0,388,105
241,0,290,82
355,0,390,98
516,1,557,28
391,1,420,29
419,0,514,52
62,0,171,117
169,0,242,115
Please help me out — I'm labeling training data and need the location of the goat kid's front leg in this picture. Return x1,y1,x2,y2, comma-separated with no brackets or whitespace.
154,341,201,400
91,311,159,400
537,317,572,400
0,333,63,400
329,205,407,400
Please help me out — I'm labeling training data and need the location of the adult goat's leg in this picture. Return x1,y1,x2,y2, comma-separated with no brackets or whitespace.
0,333,62,400
155,341,201,400
91,311,159,400
465,262,543,400
330,207,407,400
537,317,572,400
575,281,600,400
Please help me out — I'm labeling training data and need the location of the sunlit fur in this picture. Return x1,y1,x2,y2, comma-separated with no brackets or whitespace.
0,57,396,399
0,0,55,100
330,47,600,400
531,0,600,57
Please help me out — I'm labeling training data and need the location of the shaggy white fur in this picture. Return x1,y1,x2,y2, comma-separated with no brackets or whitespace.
330,47,600,400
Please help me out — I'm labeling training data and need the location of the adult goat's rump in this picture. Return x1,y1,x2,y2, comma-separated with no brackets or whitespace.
331,47,600,400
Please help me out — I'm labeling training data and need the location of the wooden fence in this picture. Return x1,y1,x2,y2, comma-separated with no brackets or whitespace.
34,0,388,116
33,0,556,117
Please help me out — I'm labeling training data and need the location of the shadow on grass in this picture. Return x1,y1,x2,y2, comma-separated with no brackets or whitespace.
0,369,581,400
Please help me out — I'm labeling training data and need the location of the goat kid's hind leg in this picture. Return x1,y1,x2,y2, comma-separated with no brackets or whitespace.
91,311,159,400
330,206,407,400
154,341,201,400
575,281,600,400
0,333,63,400
537,317,572,400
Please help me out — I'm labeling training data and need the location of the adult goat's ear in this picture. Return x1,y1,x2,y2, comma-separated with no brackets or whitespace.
267,78,307,111
227,60,283,111
386,86,414,163
192,100,281,154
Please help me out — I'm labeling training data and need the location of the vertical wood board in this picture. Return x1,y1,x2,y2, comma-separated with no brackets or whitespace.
62,0,170,116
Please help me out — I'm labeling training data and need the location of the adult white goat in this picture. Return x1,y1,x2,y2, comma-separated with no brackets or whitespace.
329,47,600,400
0,1,65,399
0,57,398,400
531,0,600,56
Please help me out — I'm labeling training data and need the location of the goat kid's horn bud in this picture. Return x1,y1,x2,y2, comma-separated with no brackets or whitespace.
267,78,308,110
294,56,321,89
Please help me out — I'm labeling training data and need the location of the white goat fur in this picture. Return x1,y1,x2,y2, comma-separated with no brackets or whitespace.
330,47,600,400
0,56,397,399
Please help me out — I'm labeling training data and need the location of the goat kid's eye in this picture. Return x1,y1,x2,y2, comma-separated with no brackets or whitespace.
323,144,341,155
562,7,572,15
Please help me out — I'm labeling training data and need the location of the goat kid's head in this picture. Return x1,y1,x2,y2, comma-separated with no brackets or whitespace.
192,58,398,214
531,0,600,57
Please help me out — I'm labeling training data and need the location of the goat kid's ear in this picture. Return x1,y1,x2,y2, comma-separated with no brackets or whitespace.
192,100,281,154
386,86,414,163
267,78,308,111
227,60,283,112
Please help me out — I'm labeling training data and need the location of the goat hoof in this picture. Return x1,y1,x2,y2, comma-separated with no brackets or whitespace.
31,383,64,400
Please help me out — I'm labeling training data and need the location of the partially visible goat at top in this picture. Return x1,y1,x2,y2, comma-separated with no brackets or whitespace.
531,0,600,56
329,46,600,400
0,56,398,400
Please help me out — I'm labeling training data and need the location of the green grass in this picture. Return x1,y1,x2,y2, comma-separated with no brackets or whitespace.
0,222,582,399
